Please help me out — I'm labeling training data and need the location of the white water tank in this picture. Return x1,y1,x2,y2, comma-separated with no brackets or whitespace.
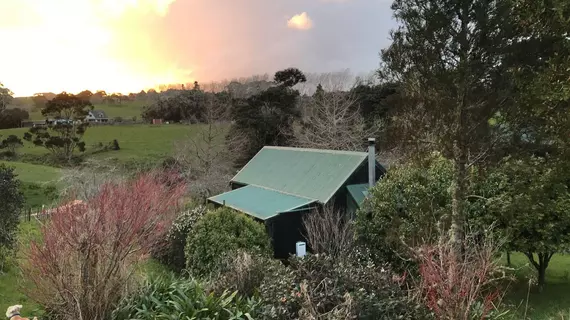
296,241,306,257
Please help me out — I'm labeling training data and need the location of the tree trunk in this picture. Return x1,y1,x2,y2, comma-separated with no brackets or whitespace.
537,265,546,292
450,150,467,254
525,251,553,292
450,1,470,256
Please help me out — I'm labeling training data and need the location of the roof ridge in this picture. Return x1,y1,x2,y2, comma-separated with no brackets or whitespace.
263,146,368,156
241,184,319,202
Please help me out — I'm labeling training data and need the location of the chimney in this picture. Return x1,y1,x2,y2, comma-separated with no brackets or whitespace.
368,138,376,188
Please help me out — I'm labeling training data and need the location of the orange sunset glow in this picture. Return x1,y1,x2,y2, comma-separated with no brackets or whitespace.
0,0,193,96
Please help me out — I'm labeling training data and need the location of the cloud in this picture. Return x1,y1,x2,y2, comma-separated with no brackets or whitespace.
1,0,396,96
287,12,313,30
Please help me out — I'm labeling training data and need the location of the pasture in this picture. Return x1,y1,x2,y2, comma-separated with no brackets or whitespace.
27,101,148,120
506,253,570,319
0,124,225,162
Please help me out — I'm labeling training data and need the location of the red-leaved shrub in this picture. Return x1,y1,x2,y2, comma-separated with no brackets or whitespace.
22,172,185,320
416,232,508,320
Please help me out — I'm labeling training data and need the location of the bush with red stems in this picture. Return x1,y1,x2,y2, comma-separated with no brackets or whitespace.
416,231,511,320
22,172,185,320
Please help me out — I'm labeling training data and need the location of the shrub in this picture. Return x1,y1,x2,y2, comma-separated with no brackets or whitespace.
211,249,275,297
110,139,120,150
185,207,272,277
259,250,432,320
416,230,510,320
0,164,24,271
303,205,355,259
22,172,185,320
355,155,454,271
153,205,207,273
0,134,24,156
112,274,261,320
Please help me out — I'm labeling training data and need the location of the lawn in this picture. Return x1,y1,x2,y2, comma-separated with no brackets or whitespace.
505,252,570,319
28,101,148,120
0,124,224,162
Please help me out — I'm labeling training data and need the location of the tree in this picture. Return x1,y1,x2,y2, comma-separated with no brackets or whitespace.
23,92,93,161
0,164,24,271
0,108,29,129
0,135,24,156
295,91,378,151
350,82,399,127
227,69,305,167
31,94,48,110
274,67,307,87
380,0,515,251
484,156,570,290
76,90,93,102
0,82,13,113
141,90,208,123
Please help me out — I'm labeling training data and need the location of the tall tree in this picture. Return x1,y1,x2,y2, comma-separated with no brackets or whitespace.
24,92,93,162
0,82,13,113
295,91,377,151
380,0,514,249
77,90,94,102
227,69,306,167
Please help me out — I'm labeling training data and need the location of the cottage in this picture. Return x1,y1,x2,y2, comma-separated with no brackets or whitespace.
86,110,109,123
208,138,385,258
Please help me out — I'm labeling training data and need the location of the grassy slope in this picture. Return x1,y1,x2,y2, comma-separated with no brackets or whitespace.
0,161,60,209
0,124,217,161
505,253,570,319
28,101,148,120
0,161,60,184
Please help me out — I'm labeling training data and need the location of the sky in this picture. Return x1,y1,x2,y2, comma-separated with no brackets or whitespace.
0,0,396,97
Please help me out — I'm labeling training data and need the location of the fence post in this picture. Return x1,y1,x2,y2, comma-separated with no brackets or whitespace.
28,208,32,222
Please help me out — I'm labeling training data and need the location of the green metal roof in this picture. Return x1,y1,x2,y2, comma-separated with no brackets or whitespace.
208,185,316,220
231,146,369,204
346,184,370,207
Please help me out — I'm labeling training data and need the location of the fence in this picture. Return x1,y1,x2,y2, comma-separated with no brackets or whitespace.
20,205,55,222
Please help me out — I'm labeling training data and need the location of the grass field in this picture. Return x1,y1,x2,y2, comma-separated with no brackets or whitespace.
505,253,570,319
0,161,60,184
28,101,148,120
0,124,222,162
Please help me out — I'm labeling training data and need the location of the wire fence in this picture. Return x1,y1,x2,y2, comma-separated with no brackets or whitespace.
20,205,55,222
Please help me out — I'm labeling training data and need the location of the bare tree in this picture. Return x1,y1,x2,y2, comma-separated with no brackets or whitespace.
302,206,355,259
295,91,380,151
174,94,232,200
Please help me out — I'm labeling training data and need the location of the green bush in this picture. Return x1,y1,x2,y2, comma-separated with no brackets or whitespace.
355,154,454,271
112,274,261,320
185,207,272,277
152,205,207,273
258,250,432,320
0,164,24,271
